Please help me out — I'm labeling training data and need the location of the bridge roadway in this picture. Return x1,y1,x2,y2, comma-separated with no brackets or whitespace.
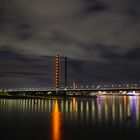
2,87,140,95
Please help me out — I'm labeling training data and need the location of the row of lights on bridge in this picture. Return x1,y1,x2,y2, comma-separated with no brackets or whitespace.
0,84,139,91
55,54,60,93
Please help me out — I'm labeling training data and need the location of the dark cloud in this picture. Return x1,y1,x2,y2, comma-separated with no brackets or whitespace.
125,46,140,61
14,23,33,40
83,0,108,14
0,47,140,88
0,0,32,41
0,48,55,88
0,0,140,61
123,0,140,20
49,30,73,45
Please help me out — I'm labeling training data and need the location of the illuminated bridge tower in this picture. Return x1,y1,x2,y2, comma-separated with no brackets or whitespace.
55,55,67,95
55,54,60,94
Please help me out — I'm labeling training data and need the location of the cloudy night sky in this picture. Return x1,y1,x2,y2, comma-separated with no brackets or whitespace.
0,0,140,88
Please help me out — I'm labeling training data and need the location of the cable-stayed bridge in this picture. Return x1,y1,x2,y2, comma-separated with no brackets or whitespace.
1,84,140,96
0,55,140,96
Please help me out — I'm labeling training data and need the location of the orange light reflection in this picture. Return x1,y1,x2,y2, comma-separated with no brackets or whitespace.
72,98,76,120
51,100,62,140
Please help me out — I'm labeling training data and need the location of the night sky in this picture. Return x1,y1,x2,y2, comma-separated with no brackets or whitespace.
0,0,140,88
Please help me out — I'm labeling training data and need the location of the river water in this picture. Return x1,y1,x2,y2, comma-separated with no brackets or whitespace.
0,96,140,140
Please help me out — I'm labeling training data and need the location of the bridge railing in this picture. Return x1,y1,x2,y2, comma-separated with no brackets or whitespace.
0,84,140,92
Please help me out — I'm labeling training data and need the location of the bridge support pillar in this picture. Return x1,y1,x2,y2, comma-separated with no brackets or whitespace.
55,54,60,94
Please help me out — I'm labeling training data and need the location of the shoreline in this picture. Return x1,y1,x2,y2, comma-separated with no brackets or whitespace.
1,94,140,99
0,94,98,99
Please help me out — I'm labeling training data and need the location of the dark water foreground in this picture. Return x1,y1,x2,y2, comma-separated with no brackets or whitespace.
0,96,140,140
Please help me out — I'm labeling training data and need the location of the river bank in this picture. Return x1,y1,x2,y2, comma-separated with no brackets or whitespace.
0,93,97,99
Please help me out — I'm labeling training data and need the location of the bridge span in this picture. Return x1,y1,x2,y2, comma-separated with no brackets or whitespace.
1,87,140,97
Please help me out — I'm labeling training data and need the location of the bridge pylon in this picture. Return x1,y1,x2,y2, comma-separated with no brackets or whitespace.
55,54,60,94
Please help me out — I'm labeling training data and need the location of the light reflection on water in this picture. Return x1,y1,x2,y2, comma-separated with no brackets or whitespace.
0,96,140,123
0,96,140,139
51,100,61,140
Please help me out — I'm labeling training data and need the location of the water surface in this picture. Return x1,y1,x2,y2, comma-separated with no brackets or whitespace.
0,96,140,140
